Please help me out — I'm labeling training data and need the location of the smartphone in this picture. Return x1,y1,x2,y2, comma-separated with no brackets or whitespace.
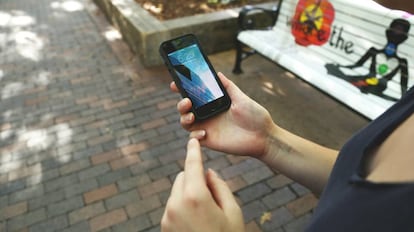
159,34,231,120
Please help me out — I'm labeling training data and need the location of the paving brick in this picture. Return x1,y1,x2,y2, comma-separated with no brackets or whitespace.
95,109,121,121
262,187,297,210
87,134,114,146
147,163,180,180
242,200,268,222
116,215,152,232
70,116,98,129
48,196,84,217
238,182,272,203
29,215,68,232
0,195,8,208
90,149,122,165
134,86,157,97
97,168,132,186
149,207,164,226
64,178,98,198
7,208,47,231
138,178,172,198
59,158,91,175
61,221,90,232
129,159,160,175
156,121,181,135
110,154,141,170
205,156,231,171
130,129,158,144
284,213,313,232
286,194,318,217
108,112,134,124
8,163,42,181
220,159,262,180
120,142,148,156
157,99,177,110
44,173,78,193
77,163,110,180
73,145,104,160
158,190,171,205
71,76,92,85
291,183,311,196
226,176,248,192
26,168,60,187
242,166,274,185
55,141,87,157
41,158,66,171
0,221,5,232
147,132,177,148
125,195,162,218
158,148,186,165
29,190,65,210
0,179,25,195
117,174,151,192
125,114,151,128
76,95,99,105
141,144,180,161
86,120,108,129
261,207,294,231
143,225,161,232
266,175,293,190
9,185,45,204
68,202,106,225
105,189,140,210
89,208,128,232
84,184,118,204
0,201,28,220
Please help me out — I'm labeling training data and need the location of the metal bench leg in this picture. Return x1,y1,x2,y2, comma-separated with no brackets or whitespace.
233,40,243,74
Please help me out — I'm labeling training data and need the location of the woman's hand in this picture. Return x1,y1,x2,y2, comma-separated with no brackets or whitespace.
171,72,276,159
161,139,245,232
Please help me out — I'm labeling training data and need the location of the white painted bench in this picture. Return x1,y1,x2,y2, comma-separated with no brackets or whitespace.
233,0,414,120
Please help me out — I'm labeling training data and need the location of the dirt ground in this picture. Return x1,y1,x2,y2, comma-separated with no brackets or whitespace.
134,0,273,20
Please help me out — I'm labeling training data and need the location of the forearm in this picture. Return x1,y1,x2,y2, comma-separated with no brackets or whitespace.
261,124,339,195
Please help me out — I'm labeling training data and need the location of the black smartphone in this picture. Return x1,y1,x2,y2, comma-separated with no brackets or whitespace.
159,34,231,120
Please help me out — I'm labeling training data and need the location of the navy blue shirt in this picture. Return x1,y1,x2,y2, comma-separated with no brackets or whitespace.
306,87,414,232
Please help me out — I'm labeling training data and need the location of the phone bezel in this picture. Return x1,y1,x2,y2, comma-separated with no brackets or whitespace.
159,34,231,120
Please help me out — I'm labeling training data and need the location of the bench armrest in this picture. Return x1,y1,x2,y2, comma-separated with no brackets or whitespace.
237,2,281,31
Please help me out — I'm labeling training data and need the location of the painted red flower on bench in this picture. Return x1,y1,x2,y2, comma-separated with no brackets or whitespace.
291,0,335,46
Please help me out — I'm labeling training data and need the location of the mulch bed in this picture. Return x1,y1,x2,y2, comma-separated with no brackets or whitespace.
134,0,274,20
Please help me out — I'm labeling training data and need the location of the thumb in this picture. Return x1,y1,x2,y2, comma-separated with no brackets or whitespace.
217,72,244,101
206,169,240,213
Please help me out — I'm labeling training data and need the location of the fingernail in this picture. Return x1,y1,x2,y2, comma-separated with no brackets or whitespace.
190,130,206,139
208,168,220,178
185,113,193,122
188,138,199,146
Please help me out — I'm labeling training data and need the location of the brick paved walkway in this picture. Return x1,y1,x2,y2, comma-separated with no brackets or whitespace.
0,0,368,231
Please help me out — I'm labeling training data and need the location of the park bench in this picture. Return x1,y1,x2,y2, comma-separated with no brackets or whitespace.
233,0,414,120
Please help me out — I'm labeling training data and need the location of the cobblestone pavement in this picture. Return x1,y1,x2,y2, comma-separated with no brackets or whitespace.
0,0,369,231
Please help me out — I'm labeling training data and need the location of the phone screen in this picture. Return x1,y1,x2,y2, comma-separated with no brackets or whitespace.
167,44,225,109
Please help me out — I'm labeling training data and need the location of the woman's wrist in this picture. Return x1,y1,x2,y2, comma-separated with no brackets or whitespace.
259,123,286,165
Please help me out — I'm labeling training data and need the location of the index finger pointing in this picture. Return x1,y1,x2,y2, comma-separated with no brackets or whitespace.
184,138,206,188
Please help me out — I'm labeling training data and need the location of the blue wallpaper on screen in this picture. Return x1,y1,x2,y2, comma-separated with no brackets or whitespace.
168,44,224,108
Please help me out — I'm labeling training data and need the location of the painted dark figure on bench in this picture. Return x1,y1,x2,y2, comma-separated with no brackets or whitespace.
291,0,335,46
326,18,410,101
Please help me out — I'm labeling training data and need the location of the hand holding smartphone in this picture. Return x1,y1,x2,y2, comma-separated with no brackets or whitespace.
159,34,231,121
